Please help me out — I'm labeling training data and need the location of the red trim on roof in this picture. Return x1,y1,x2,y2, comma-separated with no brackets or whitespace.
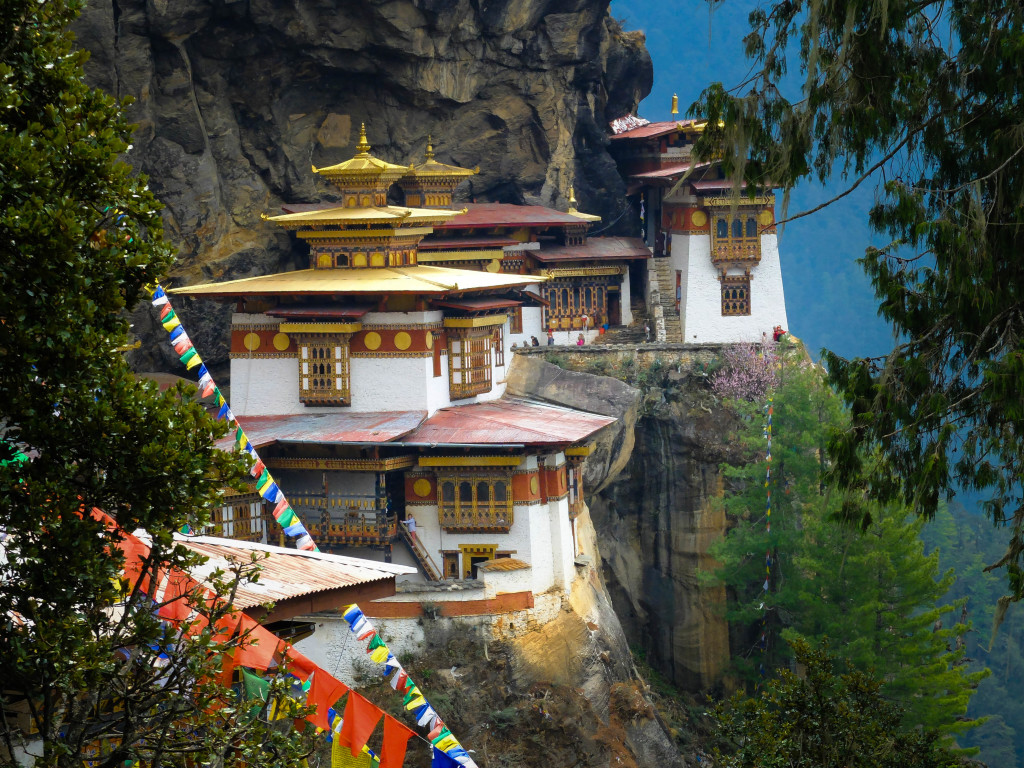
215,411,427,450
631,161,713,181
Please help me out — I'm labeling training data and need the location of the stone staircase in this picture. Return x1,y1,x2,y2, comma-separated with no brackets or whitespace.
651,257,684,343
398,523,442,581
601,300,650,344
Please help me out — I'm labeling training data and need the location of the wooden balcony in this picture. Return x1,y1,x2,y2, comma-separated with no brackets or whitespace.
711,237,761,265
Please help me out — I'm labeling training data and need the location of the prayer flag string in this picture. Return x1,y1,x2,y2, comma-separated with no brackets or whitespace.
147,284,318,551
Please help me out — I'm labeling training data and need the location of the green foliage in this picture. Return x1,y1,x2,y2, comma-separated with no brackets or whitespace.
709,358,986,738
0,2,311,766
690,0,1024,601
713,640,963,768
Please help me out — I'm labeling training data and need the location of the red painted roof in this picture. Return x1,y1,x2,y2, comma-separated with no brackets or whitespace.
431,297,523,311
631,161,713,180
218,411,428,450
267,305,373,319
404,398,614,446
418,236,519,250
690,178,749,191
609,119,705,140
178,536,413,611
433,203,591,230
532,237,650,263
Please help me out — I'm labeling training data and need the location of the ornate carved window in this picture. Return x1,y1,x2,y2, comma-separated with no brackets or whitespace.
448,329,493,398
510,307,523,334
721,275,751,316
298,336,351,406
437,474,513,532
711,212,761,265
541,279,610,329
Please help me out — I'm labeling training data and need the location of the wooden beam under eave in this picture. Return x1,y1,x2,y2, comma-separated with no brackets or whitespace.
244,578,397,624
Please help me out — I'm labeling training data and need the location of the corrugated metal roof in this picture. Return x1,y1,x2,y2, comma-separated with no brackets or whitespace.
477,557,531,572
532,237,651,263
432,203,591,230
216,411,427,450
609,119,706,140
177,535,414,611
431,297,523,311
404,398,614,446
169,265,545,299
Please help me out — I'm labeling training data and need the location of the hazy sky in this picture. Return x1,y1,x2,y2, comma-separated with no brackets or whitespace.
611,0,895,361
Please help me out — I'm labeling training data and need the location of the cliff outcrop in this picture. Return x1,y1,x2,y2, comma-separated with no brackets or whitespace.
513,347,739,693
73,0,652,373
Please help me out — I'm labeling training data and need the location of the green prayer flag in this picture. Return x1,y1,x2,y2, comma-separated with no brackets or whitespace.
368,633,387,651
257,469,270,488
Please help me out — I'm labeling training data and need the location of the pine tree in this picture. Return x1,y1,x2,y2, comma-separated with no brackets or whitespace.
0,2,311,766
709,349,986,737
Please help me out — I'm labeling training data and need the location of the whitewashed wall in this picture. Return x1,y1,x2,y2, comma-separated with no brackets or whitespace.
670,232,789,344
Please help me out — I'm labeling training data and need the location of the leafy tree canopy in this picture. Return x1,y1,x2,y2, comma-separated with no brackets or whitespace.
713,640,965,768
690,0,1024,601
708,348,986,738
0,2,310,766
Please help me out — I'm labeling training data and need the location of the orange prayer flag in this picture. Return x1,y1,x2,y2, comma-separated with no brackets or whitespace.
285,646,318,682
339,691,383,757
380,714,415,768
233,615,279,672
306,670,349,731
157,571,197,623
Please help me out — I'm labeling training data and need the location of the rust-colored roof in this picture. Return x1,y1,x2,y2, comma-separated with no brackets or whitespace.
690,178,749,191
418,237,519,250
432,203,591,230
431,297,523,312
217,411,427,450
177,536,413,617
532,237,650,263
609,119,706,140
631,161,713,180
477,557,531,572
404,398,614,446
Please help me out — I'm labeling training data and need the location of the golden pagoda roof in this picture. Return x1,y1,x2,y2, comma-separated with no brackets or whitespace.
566,186,601,222
170,265,545,299
267,205,464,228
312,123,409,184
403,136,477,180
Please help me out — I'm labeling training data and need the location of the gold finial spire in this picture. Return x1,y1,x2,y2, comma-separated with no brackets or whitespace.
425,135,435,162
671,93,679,116
355,123,371,156
568,185,578,212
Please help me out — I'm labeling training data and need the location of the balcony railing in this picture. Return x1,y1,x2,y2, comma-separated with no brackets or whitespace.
711,237,761,264
290,493,397,546
438,503,513,533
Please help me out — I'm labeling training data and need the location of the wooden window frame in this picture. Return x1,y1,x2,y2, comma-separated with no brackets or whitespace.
437,473,513,532
448,329,493,399
493,325,505,367
298,334,352,406
721,274,752,316
510,307,523,334
710,211,761,264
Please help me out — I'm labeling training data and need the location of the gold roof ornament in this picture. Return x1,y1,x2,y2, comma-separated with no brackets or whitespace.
313,124,409,188
424,135,435,162
565,183,601,222
354,122,371,156
671,93,679,116
402,137,476,180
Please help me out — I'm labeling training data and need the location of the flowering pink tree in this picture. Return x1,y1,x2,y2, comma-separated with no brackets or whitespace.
711,341,780,401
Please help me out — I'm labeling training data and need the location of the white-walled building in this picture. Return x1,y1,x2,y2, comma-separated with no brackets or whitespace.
174,127,613,597
609,119,790,343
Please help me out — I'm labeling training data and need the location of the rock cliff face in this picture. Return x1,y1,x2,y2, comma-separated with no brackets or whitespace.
73,0,652,372
512,348,738,693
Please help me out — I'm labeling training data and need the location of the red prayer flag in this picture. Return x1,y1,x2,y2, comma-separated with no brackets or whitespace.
158,572,197,623
339,691,383,757
380,714,415,768
306,670,350,731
